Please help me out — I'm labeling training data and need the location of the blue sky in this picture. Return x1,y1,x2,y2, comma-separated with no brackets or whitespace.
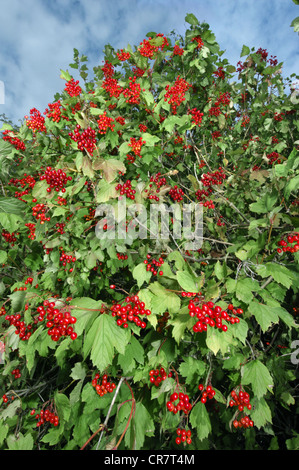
0,0,298,126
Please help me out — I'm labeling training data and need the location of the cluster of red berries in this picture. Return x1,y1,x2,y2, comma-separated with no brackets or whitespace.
2,230,18,246
55,222,66,234
149,367,172,387
201,167,226,188
164,76,192,114
116,49,131,61
144,172,167,200
233,415,254,429
117,253,128,261
8,174,36,201
44,100,68,123
172,44,184,56
144,253,164,276
40,301,77,341
25,223,36,240
166,391,192,415
128,136,146,157
201,199,215,209
139,123,147,132
123,77,142,105
91,373,116,396
175,428,192,445
59,250,76,271
0,306,6,316
267,151,282,165
102,76,123,99
24,277,33,285
169,185,184,202
32,202,50,224
138,34,168,59
209,105,222,116
2,130,26,151
188,107,204,126
191,36,204,49
31,408,60,427
40,167,72,193
181,291,202,298
69,125,97,155
110,294,151,329
229,388,252,412
2,394,15,404
4,310,35,341
97,111,115,134
217,216,225,227
198,384,216,403
11,368,21,379
189,300,243,333
25,108,47,133
213,66,225,80
277,232,299,254
215,92,231,107
149,172,167,190
56,196,67,206
230,388,254,429
64,78,82,97
274,112,284,121
115,180,136,199
132,66,146,77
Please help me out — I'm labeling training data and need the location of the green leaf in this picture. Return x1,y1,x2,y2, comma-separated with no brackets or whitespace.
149,282,181,315
214,260,228,281
179,357,206,384
0,398,21,422
0,213,23,232
291,16,299,33
189,402,211,440
284,175,299,200
241,360,274,398
83,314,129,372
55,392,71,422
133,262,152,288
6,432,34,450
240,45,250,57
60,69,72,81
185,13,199,25
235,278,259,304
70,362,87,381
142,132,160,147
206,326,235,355
248,300,279,332
124,402,155,450
96,180,118,203
170,310,193,344
70,297,103,335
257,263,294,289
40,426,62,446
0,197,26,215
9,290,27,313
176,270,201,292
0,250,7,264
250,397,272,429
249,191,278,214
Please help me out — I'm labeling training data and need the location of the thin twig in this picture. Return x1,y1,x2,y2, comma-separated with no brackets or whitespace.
95,376,126,450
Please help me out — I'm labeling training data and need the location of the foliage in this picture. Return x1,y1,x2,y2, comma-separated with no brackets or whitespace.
0,13,298,451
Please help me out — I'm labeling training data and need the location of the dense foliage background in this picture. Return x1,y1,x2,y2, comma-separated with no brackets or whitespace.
0,12,298,450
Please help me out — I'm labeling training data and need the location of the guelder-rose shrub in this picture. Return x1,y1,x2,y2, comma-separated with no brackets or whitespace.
0,13,298,451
